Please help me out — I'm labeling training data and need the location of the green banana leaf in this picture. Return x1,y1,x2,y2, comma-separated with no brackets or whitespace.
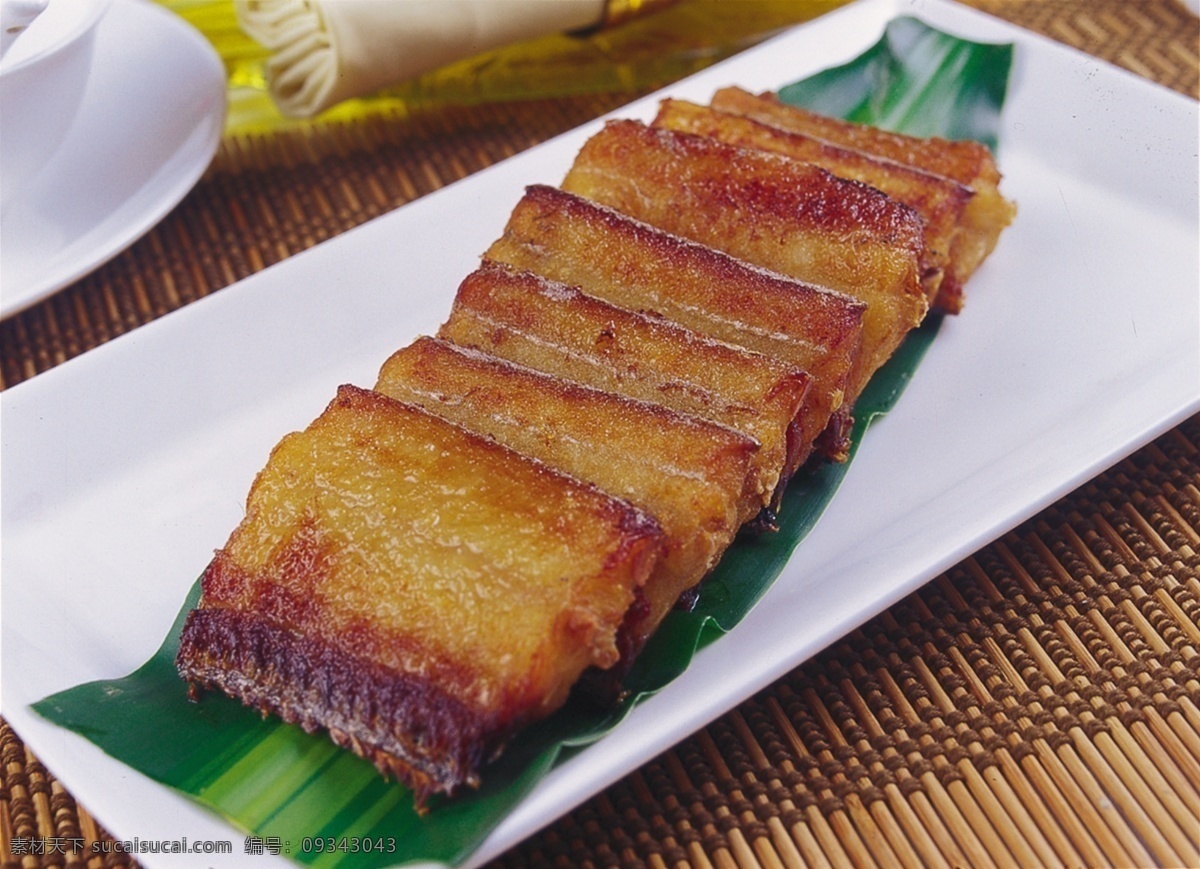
33,16,1013,868
777,14,1013,151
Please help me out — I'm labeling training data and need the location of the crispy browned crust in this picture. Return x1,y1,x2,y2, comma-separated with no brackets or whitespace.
177,385,664,804
486,184,864,464
178,95,1012,803
178,605,505,805
710,88,1017,313
653,98,973,308
374,337,757,670
559,120,927,406
441,260,810,515
711,87,1001,187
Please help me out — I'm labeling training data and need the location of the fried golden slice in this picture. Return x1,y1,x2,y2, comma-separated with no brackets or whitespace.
653,97,973,308
440,260,810,518
486,184,864,462
710,87,1017,313
176,385,663,803
560,119,927,408
374,337,757,674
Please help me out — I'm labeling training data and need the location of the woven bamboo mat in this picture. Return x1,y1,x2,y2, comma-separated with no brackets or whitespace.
2,1,1198,866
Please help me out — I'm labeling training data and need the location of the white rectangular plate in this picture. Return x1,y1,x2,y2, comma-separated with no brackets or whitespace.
2,0,1197,864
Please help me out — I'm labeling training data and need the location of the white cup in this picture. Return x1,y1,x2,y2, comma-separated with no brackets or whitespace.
0,0,111,211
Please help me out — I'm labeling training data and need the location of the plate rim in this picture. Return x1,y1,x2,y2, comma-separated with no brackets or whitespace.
0,0,226,319
2,0,1198,864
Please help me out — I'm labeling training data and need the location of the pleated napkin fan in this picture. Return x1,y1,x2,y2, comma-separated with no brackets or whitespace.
237,0,674,118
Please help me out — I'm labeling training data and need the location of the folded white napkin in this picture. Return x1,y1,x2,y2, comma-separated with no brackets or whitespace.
237,0,609,118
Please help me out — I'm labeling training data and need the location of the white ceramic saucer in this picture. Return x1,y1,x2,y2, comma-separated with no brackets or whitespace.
0,0,225,318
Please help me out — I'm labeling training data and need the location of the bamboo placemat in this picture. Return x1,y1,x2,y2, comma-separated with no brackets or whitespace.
2,1,1197,866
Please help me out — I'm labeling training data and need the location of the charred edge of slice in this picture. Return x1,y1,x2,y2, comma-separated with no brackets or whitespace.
178,385,666,806
756,405,852,527
812,406,854,465
572,583,653,705
177,606,507,808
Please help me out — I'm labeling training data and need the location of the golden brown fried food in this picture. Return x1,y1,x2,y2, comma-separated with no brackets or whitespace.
180,91,1015,804
176,385,663,804
440,260,811,517
560,119,928,408
653,97,973,307
709,87,1017,313
486,184,865,462
374,337,757,676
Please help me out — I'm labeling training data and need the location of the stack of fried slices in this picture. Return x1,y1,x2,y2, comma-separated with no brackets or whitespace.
176,89,1015,806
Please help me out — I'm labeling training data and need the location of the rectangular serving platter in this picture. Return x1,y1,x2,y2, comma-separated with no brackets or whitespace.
2,0,1198,864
